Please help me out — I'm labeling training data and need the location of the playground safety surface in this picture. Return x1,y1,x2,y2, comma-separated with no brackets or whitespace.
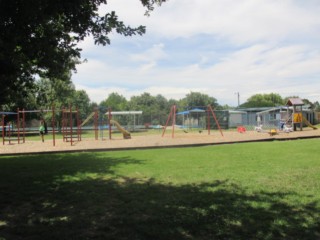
1,128,319,155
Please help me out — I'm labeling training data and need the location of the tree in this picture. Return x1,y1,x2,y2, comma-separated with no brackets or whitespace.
240,93,283,108
35,78,92,129
100,92,128,111
73,90,92,120
314,101,320,112
129,92,155,110
128,92,170,125
179,92,220,110
0,0,166,105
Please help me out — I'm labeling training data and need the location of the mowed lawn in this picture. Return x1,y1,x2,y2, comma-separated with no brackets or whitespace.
0,139,319,239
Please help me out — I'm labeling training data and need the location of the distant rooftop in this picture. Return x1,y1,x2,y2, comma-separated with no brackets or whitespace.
286,98,304,106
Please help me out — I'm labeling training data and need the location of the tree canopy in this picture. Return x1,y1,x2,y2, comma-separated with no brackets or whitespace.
240,93,284,108
100,92,128,111
0,0,166,105
180,92,220,110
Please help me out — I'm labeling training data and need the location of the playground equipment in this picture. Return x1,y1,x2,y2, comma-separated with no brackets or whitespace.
2,108,57,145
162,105,223,138
108,111,142,132
254,125,263,132
2,105,86,147
80,108,137,140
253,98,318,133
283,125,293,133
80,110,100,140
19,107,57,146
110,119,131,139
237,126,246,133
302,116,317,130
268,129,278,136
287,98,318,131
105,110,139,139
1,112,19,145
62,106,81,146
80,112,95,127
176,108,206,130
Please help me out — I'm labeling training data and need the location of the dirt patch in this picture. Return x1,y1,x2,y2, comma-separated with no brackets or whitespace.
1,128,319,155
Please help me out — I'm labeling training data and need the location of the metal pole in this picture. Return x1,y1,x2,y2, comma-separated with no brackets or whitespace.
208,105,223,137
172,105,176,138
235,92,240,107
22,109,26,143
109,107,112,140
70,105,73,146
94,108,98,140
2,114,4,145
207,107,210,135
52,105,55,146
17,108,20,144
162,105,174,137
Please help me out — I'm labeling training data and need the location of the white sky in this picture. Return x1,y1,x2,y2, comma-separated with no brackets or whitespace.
73,0,320,106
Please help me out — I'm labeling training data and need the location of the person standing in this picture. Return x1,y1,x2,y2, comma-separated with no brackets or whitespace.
39,120,45,142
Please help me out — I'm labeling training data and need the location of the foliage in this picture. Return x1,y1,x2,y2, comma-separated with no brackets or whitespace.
100,92,128,111
0,0,166,105
36,78,92,128
128,92,170,124
240,93,284,108
179,91,220,110
0,140,319,239
313,101,320,112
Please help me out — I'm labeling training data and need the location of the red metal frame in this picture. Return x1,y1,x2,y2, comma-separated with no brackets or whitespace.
162,105,223,138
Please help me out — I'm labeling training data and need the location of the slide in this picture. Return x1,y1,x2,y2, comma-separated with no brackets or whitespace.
80,112,95,127
110,119,131,139
302,116,317,130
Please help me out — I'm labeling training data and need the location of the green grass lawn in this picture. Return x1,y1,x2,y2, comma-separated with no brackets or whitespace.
0,139,320,239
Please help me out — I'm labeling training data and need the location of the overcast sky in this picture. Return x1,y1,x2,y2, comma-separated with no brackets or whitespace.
73,0,320,106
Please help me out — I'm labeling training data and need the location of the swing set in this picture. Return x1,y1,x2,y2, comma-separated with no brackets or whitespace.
162,105,224,138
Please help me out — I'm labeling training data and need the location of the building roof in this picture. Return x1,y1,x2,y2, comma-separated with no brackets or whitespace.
105,111,143,115
177,108,205,115
237,107,272,112
286,98,304,106
229,110,247,114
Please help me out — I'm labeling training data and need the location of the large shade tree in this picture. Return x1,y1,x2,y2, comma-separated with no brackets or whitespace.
0,0,166,105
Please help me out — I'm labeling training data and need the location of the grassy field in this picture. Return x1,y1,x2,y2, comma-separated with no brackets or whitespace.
0,139,319,239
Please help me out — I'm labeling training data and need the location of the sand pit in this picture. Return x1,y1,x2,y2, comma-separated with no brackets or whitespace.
1,128,319,155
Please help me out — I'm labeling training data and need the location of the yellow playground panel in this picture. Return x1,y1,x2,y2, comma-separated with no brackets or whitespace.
293,113,302,123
